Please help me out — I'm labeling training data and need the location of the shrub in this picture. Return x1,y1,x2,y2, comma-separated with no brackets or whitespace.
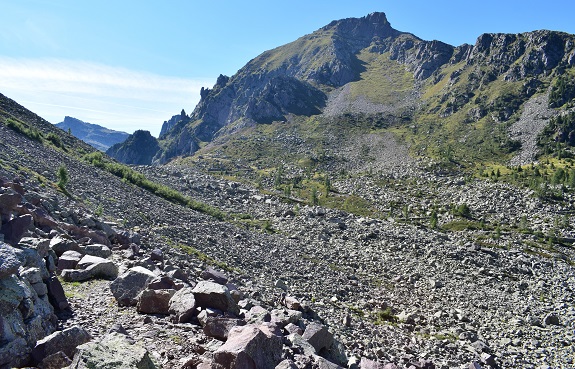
5,118,42,142
46,132,63,148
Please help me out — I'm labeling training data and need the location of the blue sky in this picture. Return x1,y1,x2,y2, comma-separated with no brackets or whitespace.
1,0,574,136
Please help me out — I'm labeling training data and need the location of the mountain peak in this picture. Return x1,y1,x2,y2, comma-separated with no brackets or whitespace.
322,11,400,41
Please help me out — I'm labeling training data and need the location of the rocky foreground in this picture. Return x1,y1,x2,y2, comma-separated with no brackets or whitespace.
1,118,575,369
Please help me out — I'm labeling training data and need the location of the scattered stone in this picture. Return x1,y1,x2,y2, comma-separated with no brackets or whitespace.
302,322,334,353
212,324,282,369
202,316,246,340
150,248,163,262
136,288,175,315
274,279,288,291
543,313,560,326
284,295,301,310
200,267,228,284
284,323,303,335
82,244,112,258
168,287,197,323
57,250,83,271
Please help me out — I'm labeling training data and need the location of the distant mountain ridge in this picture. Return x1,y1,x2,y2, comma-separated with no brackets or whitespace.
56,116,129,151
152,12,575,169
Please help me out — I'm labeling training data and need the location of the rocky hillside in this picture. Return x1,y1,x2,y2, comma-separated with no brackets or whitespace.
56,116,129,151
1,74,575,369
154,12,575,172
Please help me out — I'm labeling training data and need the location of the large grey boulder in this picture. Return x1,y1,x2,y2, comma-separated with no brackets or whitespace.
0,242,22,278
18,237,51,258
69,332,158,369
31,326,91,365
192,280,239,315
2,214,33,245
110,266,156,306
212,324,282,369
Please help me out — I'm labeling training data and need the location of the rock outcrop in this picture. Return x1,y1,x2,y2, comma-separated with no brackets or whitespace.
106,130,160,165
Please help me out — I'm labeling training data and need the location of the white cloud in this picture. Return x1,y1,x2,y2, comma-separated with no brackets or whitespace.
0,57,214,136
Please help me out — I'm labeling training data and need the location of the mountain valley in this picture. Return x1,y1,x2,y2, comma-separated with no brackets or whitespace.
1,11,575,369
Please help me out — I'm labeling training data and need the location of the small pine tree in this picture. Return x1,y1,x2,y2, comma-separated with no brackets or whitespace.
403,204,409,221
57,165,69,190
311,187,319,206
324,175,331,197
429,209,438,229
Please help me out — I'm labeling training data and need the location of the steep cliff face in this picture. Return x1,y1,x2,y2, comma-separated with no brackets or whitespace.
159,111,190,139
106,130,160,165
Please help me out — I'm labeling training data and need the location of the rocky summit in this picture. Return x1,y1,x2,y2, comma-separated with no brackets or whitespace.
1,11,575,369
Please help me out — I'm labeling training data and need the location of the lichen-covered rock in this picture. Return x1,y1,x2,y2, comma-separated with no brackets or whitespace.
0,242,22,278
0,273,57,368
32,326,91,365
69,332,158,369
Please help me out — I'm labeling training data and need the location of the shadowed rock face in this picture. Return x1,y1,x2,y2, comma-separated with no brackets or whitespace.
106,130,160,165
